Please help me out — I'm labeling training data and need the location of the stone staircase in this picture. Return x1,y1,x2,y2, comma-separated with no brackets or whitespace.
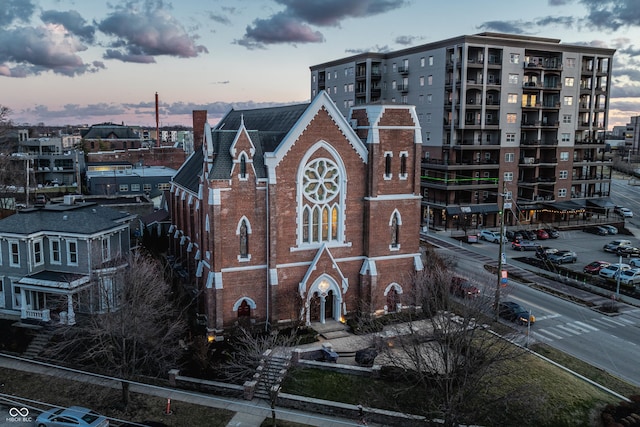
23,327,54,359
252,351,291,400
312,319,351,339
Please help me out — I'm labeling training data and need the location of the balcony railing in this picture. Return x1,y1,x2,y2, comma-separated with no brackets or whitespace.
23,308,51,322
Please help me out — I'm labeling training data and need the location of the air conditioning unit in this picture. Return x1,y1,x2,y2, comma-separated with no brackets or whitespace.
524,157,535,164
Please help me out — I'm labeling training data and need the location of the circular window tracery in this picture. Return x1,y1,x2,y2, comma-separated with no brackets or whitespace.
303,158,340,203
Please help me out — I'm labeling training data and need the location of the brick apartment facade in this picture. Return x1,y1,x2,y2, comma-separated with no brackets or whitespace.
169,92,423,336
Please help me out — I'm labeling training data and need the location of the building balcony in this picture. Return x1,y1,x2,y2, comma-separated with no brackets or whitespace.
397,83,409,92
398,65,409,74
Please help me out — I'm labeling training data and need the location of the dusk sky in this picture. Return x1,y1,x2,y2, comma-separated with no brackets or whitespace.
3,0,640,128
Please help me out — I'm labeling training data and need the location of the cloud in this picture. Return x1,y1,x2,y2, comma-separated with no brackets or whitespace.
345,45,392,54
40,9,96,44
208,12,232,25
0,0,35,27
476,21,526,34
535,15,574,26
579,0,640,30
237,0,408,49
548,0,574,5
98,0,208,62
394,35,422,46
0,24,98,77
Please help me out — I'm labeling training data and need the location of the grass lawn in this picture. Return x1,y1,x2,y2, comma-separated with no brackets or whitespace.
1,368,234,426
281,343,640,427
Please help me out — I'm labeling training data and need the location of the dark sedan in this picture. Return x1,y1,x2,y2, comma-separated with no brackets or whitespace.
511,240,540,251
583,226,608,236
617,246,640,257
497,301,535,325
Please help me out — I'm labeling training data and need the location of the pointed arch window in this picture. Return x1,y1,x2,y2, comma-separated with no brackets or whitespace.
300,157,344,244
239,154,247,179
390,211,401,250
240,220,248,258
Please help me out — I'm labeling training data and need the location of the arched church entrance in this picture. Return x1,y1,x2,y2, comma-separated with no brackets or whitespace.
305,275,342,325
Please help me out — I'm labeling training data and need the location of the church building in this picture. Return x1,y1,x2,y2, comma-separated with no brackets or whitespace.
169,91,423,337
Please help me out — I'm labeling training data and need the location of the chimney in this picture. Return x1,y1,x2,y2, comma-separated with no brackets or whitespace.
192,110,208,152
155,92,160,148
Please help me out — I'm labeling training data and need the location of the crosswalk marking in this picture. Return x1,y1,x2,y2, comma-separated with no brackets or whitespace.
556,324,583,335
535,329,564,340
618,317,635,325
574,321,599,331
596,317,627,327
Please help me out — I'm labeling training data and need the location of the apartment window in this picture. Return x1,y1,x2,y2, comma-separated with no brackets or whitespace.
425,132,431,141
560,151,569,161
507,93,518,104
563,114,572,123
566,58,576,68
9,241,19,267
483,171,490,178
558,188,567,197
348,83,354,92
401,94,408,104
561,133,571,142
506,133,516,143
563,96,573,106
399,152,408,179
428,56,433,66
33,239,43,266
419,76,425,86
143,183,151,192
392,63,397,72
507,113,517,123
418,95,424,104
334,71,337,78
420,57,425,67
426,113,431,123
344,84,348,93
392,80,397,90
344,68,348,76
131,183,140,192
565,77,574,87
504,172,514,182
384,152,392,179
119,184,128,192
101,237,111,262
509,53,520,64
158,183,171,190
508,74,518,84
505,152,515,162
327,72,331,81
427,94,432,104
50,238,61,264
67,240,78,266
333,86,337,94
428,75,433,85
559,170,568,179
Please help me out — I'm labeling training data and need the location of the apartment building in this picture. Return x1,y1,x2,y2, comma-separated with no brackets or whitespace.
310,33,616,230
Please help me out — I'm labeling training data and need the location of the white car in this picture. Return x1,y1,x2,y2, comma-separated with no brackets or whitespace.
479,230,502,243
599,263,631,279
629,258,640,268
615,206,634,218
619,268,640,286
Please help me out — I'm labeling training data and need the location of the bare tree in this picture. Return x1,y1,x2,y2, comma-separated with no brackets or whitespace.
46,250,187,407
374,251,541,426
222,326,299,427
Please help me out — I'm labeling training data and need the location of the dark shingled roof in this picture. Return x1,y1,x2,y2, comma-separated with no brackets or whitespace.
0,203,132,235
81,123,141,140
173,103,309,188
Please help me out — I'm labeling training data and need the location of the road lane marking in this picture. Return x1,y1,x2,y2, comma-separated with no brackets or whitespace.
531,313,561,321
597,317,627,327
556,324,584,335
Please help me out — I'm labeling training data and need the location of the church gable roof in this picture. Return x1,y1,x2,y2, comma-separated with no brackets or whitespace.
172,149,203,193
82,123,141,140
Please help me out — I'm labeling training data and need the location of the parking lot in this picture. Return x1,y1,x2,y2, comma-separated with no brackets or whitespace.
499,224,640,280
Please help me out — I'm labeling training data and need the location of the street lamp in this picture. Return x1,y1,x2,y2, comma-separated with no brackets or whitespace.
494,184,509,321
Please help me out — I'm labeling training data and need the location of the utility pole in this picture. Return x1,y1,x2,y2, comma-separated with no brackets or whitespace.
494,183,509,321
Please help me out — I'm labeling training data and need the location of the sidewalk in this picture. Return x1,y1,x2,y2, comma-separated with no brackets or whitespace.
0,353,372,427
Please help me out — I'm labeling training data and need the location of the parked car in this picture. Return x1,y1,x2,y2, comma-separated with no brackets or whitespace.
506,230,525,242
536,246,558,260
511,240,540,251
615,206,634,218
618,268,640,286
629,258,640,268
450,276,481,298
603,240,632,253
479,229,502,243
616,246,640,257
583,261,611,275
521,230,537,240
584,226,608,236
548,250,578,264
497,301,535,325
544,227,560,239
599,263,632,279
536,229,549,240
36,406,109,427
601,224,618,235
35,194,47,206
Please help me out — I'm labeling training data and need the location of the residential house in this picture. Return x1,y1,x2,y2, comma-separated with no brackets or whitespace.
0,198,135,324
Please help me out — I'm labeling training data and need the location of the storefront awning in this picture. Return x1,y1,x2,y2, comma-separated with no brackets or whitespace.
445,204,500,215
587,197,616,209
542,199,586,212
